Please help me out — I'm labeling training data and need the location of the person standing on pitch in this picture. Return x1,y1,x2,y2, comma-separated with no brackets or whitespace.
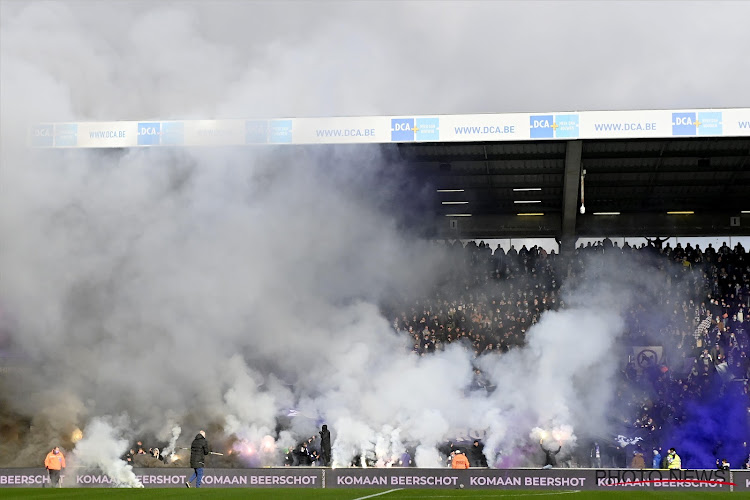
186,430,209,488
590,442,602,468
451,449,470,469
540,438,562,469
319,424,332,466
44,446,66,487
652,449,662,469
666,448,681,470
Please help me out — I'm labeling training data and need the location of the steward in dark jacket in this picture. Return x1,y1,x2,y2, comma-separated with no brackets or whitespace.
186,430,210,488
470,440,488,467
190,432,210,468
319,425,332,466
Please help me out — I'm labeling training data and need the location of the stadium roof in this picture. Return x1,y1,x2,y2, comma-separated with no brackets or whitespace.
29,107,750,244
391,136,750,240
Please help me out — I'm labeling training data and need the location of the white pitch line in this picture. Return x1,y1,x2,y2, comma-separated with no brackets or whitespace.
352,488,405,500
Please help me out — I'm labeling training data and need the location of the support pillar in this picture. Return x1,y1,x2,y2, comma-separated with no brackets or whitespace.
561,140,582,255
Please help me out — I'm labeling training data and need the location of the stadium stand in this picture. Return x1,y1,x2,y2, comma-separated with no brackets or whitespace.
387,238,749,468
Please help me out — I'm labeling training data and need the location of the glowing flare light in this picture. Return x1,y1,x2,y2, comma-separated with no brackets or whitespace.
71,428,83,443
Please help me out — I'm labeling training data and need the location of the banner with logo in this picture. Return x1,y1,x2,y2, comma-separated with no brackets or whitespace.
0,467,740,491
632,346,664,370
327,468,593,490
76,122,137,148
327,468,734,491
0,468,53,487
295,116,390,144
593,468,733,491
732,471,749,491
0,468,322,488
29,108,750,149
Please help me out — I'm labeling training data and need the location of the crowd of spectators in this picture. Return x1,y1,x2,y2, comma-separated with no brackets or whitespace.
385,237,750,468
37,237,750,470
123,440,170,466
284,435,321,466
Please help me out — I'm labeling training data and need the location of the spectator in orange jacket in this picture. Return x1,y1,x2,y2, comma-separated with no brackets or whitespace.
44,446,66,487
451,449,470,469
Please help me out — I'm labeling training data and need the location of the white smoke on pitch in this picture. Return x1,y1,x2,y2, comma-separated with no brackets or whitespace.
332,417,375,468
374,426,404,467
71,417,142,488
159,423,181,458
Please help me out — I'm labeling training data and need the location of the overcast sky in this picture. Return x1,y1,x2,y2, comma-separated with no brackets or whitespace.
1,0,748,123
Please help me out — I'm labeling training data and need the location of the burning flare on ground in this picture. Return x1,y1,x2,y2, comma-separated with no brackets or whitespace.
71,428,83,443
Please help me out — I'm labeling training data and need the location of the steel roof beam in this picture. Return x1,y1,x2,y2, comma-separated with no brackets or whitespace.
561,140,583,254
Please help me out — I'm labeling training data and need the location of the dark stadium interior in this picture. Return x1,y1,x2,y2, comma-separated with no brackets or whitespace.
388,137,750,239
39,138,750,241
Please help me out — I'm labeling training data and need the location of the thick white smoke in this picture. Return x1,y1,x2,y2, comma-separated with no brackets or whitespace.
0,0,728,481
1,1,746,121
0,142,646,475
160,424,181,458
70,417,142,488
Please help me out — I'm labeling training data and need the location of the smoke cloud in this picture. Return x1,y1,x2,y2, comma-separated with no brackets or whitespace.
1,0,748,125
70,417,142,487
0,0,742,480
160,424,181,459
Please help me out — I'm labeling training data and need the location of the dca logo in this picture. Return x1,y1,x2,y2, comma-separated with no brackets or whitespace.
530,114,579,139
31,124,54,147
672,112,723,136
138,122,161,145
390,117,439,142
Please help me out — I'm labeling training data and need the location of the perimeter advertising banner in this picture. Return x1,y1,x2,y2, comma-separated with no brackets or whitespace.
0,467,740,490
325,468,737,491
0,468,322,488
733,470,750,491
327,468,737,491
184,120,246,147
327,468,591,490
76,121,137,148
28,108,750,149
0,468,52,487
294,116,391,144
592,468,732,491
327,468,733,491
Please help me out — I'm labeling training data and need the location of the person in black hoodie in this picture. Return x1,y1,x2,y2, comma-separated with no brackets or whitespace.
186,431,209,488
319,425,332,466
470,440,488,467
540,438,561,469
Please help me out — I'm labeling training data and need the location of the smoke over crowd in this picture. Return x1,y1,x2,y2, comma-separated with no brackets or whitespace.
0,0,747,482
0,138,658,472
